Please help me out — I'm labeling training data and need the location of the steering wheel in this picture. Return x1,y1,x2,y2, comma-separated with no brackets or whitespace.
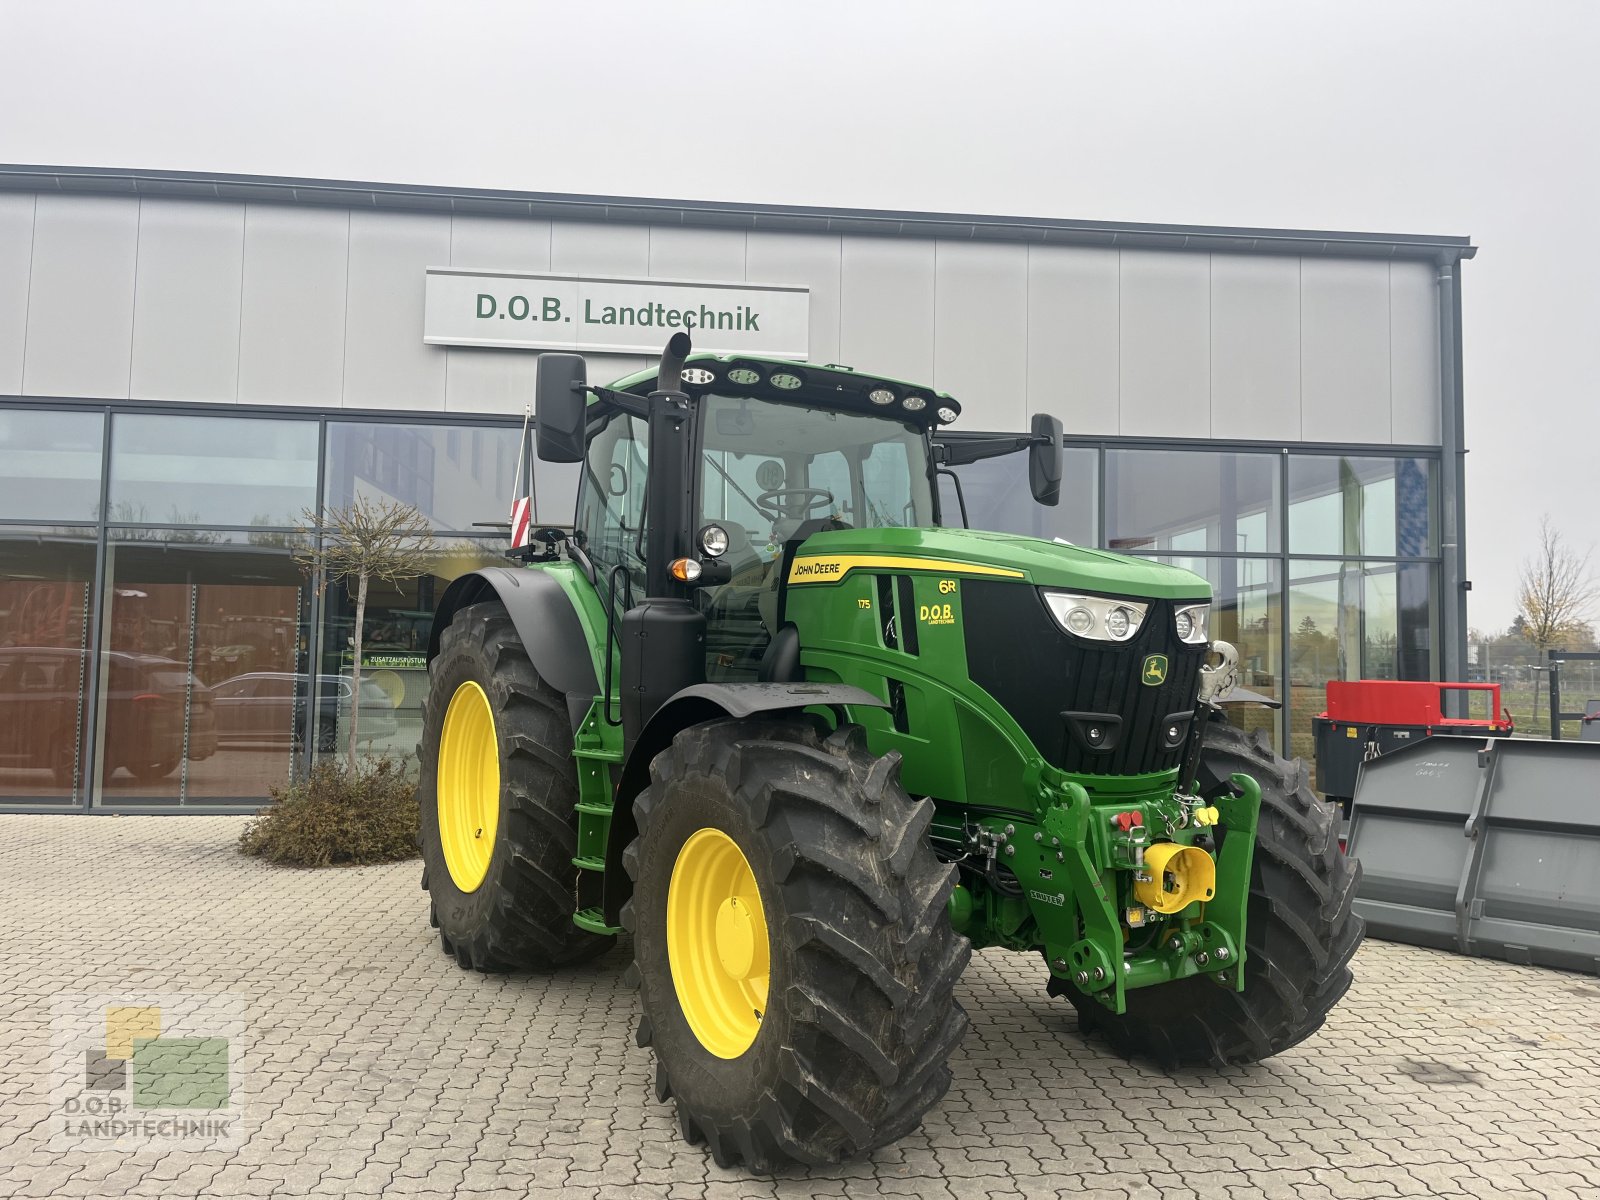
755,487,835,521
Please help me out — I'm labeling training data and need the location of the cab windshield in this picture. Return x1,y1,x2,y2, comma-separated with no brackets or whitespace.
698,393,934,549
694,393,933,682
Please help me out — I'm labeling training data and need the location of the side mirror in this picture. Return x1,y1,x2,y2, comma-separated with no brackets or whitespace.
535,353,589,463
1028,413,1063,506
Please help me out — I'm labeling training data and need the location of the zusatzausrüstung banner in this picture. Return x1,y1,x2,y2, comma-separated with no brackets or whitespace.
423,268,810,358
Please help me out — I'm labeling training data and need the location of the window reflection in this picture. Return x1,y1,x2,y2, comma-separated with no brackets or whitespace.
1287,559,1436,765
0,410,104,523
0,528,99,802
939,447,1097,545
314,537,511,770
1105,450,1279,554
96,531,312,805
109,414,317,527
326,422,551,531
1287,456,1435,557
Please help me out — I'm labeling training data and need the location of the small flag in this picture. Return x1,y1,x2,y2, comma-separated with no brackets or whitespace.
510,496,532,549
509,405,534,549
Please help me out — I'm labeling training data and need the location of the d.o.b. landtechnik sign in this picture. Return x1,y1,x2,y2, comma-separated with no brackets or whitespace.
423,268,809,358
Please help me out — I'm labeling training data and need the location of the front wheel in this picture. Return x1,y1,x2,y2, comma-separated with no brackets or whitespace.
416,600,611,972
624,719,969,1171
1061,719,1363,1066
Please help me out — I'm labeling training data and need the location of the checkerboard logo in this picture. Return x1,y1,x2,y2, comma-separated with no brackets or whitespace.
51,993,245,1151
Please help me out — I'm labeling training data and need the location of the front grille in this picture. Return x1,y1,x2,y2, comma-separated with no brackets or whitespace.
962,581,1207,776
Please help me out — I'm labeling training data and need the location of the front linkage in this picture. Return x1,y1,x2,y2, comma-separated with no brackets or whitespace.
943,759,1262,1016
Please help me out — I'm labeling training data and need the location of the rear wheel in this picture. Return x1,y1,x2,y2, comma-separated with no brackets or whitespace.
1060,719,1363,1065
127,753,180,784
417,600,611,972
624,718,969,1170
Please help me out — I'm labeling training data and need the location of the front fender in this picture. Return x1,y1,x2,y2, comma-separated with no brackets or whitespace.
428,567,600,728
602,681,883,922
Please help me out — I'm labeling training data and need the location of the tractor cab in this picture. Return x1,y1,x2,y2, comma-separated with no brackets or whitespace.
547,336,1063,700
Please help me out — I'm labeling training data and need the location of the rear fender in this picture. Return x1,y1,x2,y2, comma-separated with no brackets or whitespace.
601,681,883,923
427,567,599,729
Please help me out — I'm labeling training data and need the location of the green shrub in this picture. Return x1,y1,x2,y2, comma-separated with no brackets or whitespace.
239,756,418,867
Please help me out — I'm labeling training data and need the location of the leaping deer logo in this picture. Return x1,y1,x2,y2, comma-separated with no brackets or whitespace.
1141,654,1169,687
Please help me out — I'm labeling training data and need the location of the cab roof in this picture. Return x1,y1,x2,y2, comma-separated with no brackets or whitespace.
607,352,962,430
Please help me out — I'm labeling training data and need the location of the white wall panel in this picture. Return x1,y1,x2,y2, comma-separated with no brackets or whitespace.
445,216,551,415
1026,245,1119,437
1210,255,1301,441
1390,261,1442,444
648,226,746,283
588,353,651,385
743,232,842,367
237,205,349,407
23,195,139,398
933,240,1026,431
1119,251,1210,438
0,193,33,394
551,221,649,278
1301,258,1391,442
448,215,552,272
130,200,244,403
839,237,935,384
444,348,538,415
342,210,450,410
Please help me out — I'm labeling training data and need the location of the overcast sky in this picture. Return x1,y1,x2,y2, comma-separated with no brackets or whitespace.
3,0,1595,630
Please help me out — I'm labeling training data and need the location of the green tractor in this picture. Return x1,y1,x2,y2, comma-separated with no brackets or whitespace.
417,333,1362,1170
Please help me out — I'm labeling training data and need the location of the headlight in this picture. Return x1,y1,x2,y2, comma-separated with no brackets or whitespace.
1042,592,1148,643
1174,602,1210,645
699,524,729,558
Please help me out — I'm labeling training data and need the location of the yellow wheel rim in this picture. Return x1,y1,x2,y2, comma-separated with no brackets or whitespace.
666,828,771,1059
437,680,500,893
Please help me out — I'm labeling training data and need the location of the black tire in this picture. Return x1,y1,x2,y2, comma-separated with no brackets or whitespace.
623,718,970,1171
127,753,180,784
417,600,612,972
1061,719,1363,1066
315,716,337,754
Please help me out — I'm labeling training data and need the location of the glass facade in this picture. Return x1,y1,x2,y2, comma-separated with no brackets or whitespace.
0,406,528,809
0,401,1443,808
947,444,1441,762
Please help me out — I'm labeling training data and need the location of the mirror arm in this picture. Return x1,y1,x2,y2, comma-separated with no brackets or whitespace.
935,433,1036,467
588,386,651,421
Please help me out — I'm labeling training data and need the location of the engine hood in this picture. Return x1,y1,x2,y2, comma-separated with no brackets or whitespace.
787,526,1210,602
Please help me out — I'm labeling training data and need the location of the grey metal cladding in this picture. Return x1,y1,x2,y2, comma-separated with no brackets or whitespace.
1119,251,1209,438
1209,255,1301,441
1390,260,1443,444
1300,258,1392,442
237,205,350,407
0,193,34,393
23,194,139,398
130,200,244,403
839,236,935,384
341,210,450,410
743,232,843,367
933,240,1027,433
1027,245,1119,437
0,166,1477,263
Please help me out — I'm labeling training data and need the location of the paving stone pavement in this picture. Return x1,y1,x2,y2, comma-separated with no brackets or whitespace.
1,814,1598,1200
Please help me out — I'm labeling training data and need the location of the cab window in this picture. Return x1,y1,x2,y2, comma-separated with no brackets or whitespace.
575,412,649,612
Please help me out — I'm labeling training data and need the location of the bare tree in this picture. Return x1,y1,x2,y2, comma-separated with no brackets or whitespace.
295,497,435,770
1516,515,1596,724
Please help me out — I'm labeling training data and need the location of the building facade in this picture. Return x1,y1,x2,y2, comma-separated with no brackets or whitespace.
0,166,1473,811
